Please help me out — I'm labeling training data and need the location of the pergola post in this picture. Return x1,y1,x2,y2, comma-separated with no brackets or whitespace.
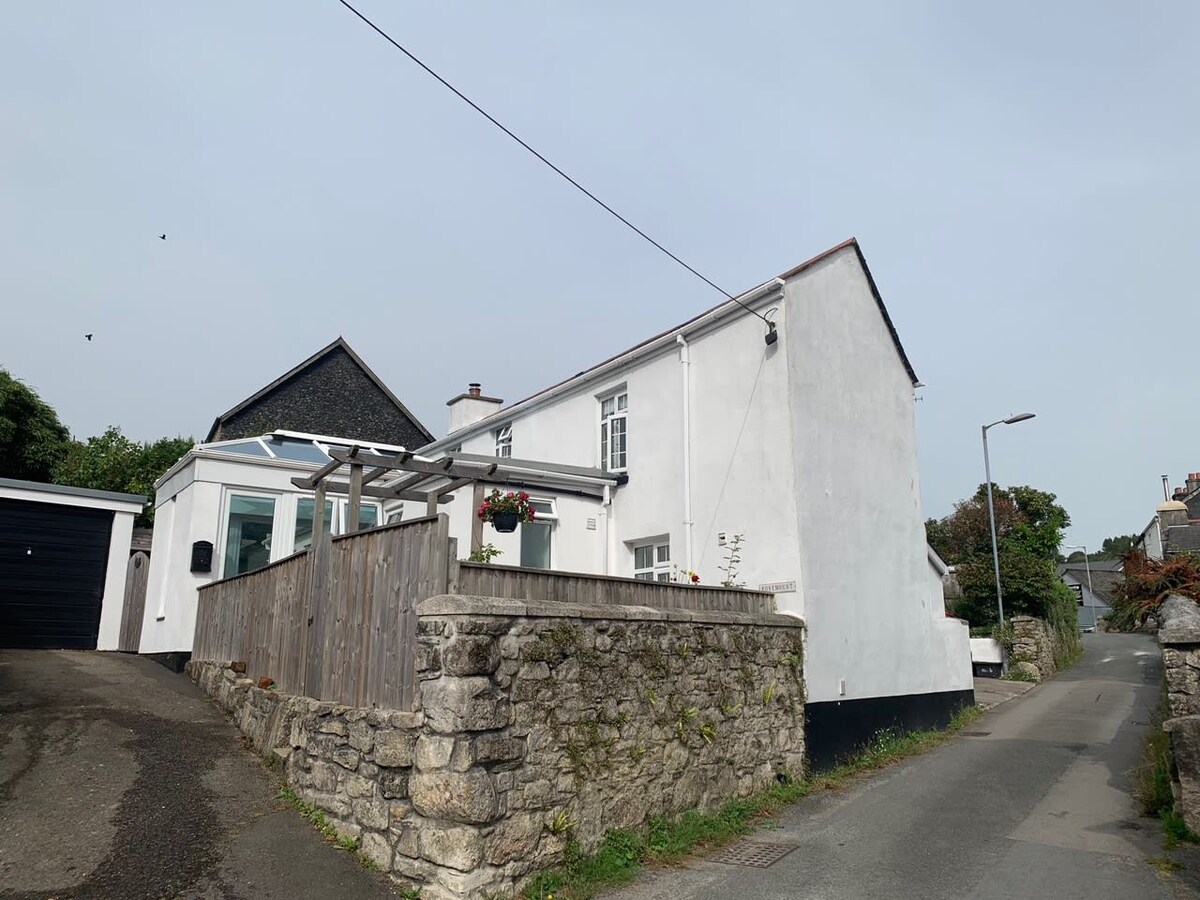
347,463,363,533
312,482,327,545
470,481,485,556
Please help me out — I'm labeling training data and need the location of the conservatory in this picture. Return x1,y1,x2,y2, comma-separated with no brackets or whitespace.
137,430,416,658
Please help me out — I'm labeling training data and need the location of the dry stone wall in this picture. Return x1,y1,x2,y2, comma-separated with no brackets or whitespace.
1009,615,1080,681
1158,595,1200,831
188,594,806,899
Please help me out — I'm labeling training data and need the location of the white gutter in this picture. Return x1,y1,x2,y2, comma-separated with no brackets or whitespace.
676,334,694,570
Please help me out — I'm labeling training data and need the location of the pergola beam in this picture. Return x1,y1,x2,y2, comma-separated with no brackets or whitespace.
328,448,499,482
289,475,453,503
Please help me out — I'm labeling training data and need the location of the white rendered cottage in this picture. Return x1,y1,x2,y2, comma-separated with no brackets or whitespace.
408,238,971,768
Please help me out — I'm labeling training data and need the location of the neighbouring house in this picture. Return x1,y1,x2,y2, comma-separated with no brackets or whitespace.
1057,559,1121,630
0,478,145,651
206,337,433,449
396,237,972,768
136,431,406,667
1135,475,1200,561
138,339,435,666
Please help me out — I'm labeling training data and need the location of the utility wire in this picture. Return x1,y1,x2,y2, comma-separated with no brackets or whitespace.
335,0,773,326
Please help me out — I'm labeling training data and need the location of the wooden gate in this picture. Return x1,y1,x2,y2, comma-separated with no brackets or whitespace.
117,551,149,652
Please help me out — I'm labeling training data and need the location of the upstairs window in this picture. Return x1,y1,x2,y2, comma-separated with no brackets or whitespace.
494,425,512,458
600,392,628,471
633,540,670,581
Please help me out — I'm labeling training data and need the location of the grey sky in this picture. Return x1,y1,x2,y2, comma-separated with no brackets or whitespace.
2,2,1197,550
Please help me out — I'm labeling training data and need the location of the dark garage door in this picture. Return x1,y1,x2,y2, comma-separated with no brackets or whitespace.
0,498,113,649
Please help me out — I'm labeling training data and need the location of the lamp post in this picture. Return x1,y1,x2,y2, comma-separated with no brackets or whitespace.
1064,543,1096,631
982,413,1036,629
1063,544,1094,595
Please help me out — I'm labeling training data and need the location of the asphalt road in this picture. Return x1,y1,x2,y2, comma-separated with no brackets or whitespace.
612,633,1199,900
0,650,397,899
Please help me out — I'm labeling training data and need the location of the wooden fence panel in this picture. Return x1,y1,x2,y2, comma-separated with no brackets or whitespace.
193,514,771,711
455,562,774,614
117,551,150,652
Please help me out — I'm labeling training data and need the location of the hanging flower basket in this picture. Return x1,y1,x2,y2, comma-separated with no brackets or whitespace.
491,510,520,533
477,489,535,534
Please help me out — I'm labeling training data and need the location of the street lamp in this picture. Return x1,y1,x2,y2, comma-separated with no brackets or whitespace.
1064,543,1096,631
982,413,1036,628
1063,544,1094,595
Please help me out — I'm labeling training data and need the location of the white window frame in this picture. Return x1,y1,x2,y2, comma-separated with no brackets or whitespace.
633,539,670,582
599,390,628,472
520,498,557,570
494,424,513,459
217,488,284,579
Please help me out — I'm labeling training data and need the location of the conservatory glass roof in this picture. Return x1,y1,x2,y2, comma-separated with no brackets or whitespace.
201,431,410,466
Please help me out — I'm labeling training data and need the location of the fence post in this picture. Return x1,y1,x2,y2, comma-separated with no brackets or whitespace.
304,528,331,698
447,537,460,594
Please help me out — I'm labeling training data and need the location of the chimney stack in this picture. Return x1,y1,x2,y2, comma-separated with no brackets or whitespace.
1187,472,1200,496
446,383,503,434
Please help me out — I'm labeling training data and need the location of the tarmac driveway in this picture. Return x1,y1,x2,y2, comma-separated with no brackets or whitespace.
0,650,398,899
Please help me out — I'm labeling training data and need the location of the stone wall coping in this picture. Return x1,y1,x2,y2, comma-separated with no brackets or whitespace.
417,594,806,629
1159,595,1200,646
1164,715,1200,733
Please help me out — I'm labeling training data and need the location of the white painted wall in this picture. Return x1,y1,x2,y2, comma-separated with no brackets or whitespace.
970,637,1003,665
0,482,143,652
1142,517,1163,561
784,249,968,702
436,285,798,592
425,244,971,706
96,511,136,651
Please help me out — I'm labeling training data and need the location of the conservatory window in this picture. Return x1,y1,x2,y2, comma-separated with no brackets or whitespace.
222,494,277,577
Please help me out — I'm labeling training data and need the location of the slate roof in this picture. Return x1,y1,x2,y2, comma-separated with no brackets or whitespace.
1059,565,1122,606
206,338,433,448
1168,525,1200,554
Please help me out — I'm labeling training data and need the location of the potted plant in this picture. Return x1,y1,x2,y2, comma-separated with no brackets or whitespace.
477,489,535,533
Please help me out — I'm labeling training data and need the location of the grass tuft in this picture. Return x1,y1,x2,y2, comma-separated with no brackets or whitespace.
1162,811,1200,849
277,785,365,850
1148,855,1184,876
519,705,981,899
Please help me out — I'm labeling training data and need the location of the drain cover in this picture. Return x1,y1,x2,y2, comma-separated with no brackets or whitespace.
710,841,798,868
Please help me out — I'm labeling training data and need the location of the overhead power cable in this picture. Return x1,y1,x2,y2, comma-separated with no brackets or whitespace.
335,0,774,327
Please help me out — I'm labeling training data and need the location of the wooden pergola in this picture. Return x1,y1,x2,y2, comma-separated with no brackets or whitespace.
291,448,625,554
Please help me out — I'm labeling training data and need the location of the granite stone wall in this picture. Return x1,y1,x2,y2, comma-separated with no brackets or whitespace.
1009,615,1079,682
188,594,806,899
1157,595,1200,831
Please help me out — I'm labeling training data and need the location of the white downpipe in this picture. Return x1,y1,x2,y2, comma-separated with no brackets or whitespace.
602,484,614,575
676,335,694,570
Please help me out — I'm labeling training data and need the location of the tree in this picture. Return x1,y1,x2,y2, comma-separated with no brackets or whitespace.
0,368,70,482
1098,534,1137,560
53,427,193,526
925,484,1068,567
928,483,1072,628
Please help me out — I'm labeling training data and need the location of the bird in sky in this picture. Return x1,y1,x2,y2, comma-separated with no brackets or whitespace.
84,333,93,341
158,233,167,240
